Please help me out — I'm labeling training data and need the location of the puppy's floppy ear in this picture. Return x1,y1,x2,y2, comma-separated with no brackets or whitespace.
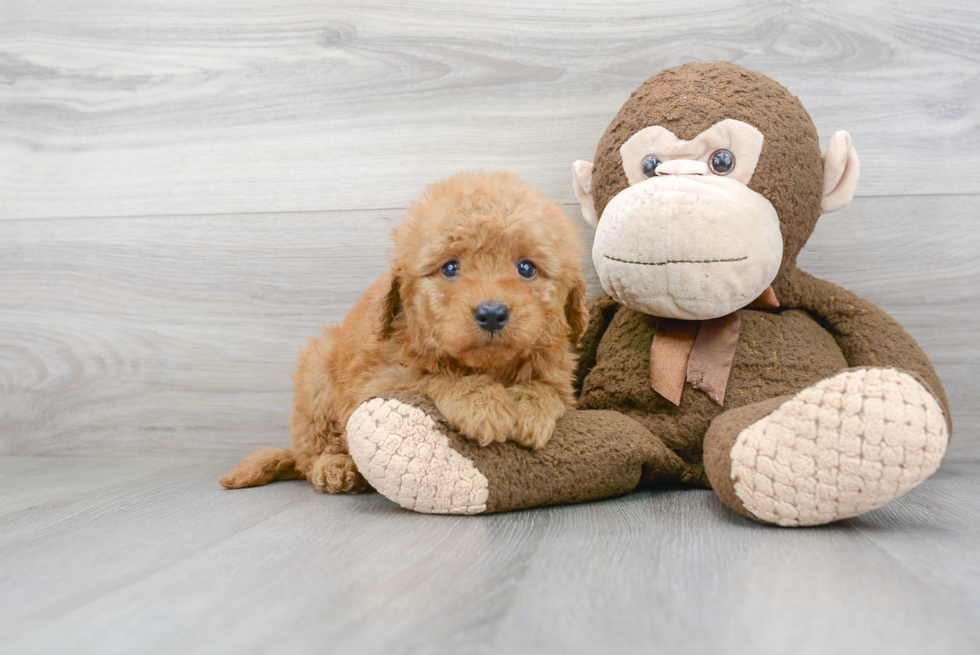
376,274,402,340
565,277,589,348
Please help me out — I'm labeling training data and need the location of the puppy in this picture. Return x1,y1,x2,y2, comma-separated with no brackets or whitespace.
220,172,588,493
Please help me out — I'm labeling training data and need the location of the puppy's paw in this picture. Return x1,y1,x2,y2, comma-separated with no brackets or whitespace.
507,383,568,450
440,383,517,447
308,453,368,494
511,409,558,450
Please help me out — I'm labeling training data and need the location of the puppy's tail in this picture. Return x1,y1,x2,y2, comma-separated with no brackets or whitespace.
219,447,304,489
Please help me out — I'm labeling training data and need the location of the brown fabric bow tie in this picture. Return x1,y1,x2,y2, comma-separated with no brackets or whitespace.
650,286,779,406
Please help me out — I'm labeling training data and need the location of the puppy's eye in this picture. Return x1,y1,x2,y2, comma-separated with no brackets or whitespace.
440,260,460,278
709,149,735,175
517,259,537,279
642,155,662,178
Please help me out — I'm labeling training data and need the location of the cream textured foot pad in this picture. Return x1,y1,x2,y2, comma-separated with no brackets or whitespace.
347,398,489,515
730,368,949,527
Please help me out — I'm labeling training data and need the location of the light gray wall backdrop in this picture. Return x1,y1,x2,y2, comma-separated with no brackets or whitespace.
1,0,977,459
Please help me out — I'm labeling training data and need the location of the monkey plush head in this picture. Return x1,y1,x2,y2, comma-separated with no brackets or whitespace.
573,62,859,320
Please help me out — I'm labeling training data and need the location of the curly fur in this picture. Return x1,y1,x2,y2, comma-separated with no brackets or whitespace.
220,171,588,493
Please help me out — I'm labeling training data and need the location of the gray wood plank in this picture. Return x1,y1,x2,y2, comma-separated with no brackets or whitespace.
851,461,980,614
0,457,977,654
491,486,980,655
0,456,211,521
0,209,396,456
0,457,311,644
1,0,978,220
1,195,976,458
0,457,549,654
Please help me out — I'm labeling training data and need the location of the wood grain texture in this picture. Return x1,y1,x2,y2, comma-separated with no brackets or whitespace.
0,456,211,524
1,195,976,459
0,457,977,654
0,209,395,456
491,467,980,654
2,4,977,652
1,0,979,219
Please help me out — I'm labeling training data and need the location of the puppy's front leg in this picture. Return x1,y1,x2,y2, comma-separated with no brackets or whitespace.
423,374,517,446
308,452,367,494
507,382,570,450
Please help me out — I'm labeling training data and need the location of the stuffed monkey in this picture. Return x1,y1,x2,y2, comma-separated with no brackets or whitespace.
345,62,951,526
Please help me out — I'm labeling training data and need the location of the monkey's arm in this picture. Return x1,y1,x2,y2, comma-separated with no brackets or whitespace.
775,266,951,432
574,292,620,393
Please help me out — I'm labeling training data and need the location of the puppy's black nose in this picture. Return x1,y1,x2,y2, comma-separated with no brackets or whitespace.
474,302,509,334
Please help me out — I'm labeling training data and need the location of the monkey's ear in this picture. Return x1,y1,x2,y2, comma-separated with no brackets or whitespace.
565,277,590,349
376,274,402,340
572,160,598,228
821,131,860,214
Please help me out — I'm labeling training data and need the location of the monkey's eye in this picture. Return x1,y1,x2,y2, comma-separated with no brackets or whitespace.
517,259,537,279
441,260,460,278
642,155,662,178
709,149,735,175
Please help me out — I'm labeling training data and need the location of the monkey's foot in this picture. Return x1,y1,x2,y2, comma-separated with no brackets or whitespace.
728,368,949,527
346,397,489,514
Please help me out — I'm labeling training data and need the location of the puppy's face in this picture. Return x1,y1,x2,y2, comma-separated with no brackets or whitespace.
384,172,588,372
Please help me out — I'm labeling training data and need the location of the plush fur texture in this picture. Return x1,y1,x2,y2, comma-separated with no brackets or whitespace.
590,61,824,278
347,397,491,514
344,62,952,526
220,172,588,493
724,368,948,526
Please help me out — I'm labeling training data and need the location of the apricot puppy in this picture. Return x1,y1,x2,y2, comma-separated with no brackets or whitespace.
220,172,588,493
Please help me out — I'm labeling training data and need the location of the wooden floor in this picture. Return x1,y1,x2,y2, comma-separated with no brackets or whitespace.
0,457,977,655
2,1,980,652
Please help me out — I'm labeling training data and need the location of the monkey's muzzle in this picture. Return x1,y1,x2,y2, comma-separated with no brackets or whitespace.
592,175,783,320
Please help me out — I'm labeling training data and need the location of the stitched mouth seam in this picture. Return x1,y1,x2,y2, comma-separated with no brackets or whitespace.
604,255,748,266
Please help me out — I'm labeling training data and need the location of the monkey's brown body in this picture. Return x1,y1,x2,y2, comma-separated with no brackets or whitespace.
344,62,951,526
577,299,849,487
